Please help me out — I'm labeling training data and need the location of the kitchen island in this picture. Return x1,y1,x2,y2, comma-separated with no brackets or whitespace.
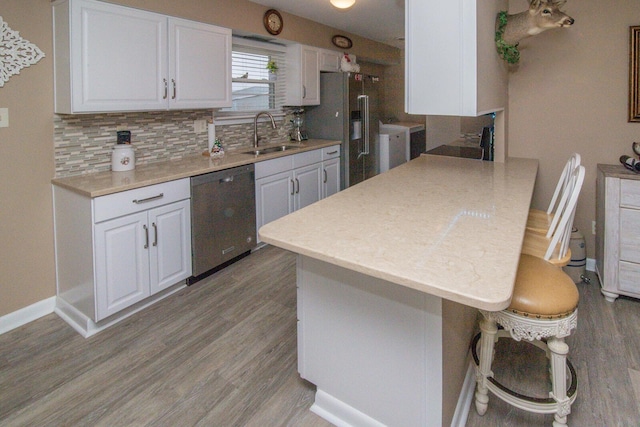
259,155,538,426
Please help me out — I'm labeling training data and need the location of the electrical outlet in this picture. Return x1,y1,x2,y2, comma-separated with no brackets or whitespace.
193,119,207,133
592,220,596,235
0,108,9,128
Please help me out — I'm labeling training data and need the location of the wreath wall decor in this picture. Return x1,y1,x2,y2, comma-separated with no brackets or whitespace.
0,16,45,88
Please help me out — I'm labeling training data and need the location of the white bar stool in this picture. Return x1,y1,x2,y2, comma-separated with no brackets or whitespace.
472,165,585,426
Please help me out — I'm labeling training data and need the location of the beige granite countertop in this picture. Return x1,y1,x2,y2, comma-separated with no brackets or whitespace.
259,155,539,310
52,139,340,197
598,163,640,180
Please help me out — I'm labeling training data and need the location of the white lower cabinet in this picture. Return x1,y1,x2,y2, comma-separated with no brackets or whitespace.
255,145,340,242
294,163,323,211
53,178,191,336
322,145,340,198
256,170,295,232
94,199,191,319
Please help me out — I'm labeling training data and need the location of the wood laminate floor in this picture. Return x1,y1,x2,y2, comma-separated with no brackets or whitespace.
0,246,638,426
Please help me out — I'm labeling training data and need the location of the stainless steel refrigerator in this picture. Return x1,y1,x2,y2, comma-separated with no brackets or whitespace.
305,72,381,189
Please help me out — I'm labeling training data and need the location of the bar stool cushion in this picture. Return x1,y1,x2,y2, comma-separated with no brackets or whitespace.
508,254,579,319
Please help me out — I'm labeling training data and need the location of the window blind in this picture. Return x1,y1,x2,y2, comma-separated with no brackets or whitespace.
222,37,287,113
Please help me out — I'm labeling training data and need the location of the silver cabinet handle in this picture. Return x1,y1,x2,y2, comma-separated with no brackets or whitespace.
133,193,164,204
295,178,300,194
323,169,328,183
326,150,338,155
291,179,295,195
358,94,370,156
152,222,158,247
143,224,149,249
303,85,306,99
163,79,168,99
172,79,176,99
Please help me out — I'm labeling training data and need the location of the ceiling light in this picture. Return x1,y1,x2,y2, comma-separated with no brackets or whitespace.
330,0,355,10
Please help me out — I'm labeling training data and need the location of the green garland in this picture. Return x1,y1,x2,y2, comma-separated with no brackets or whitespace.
495,11,520,65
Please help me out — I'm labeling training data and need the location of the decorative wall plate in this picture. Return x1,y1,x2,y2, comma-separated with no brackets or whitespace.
332,35,353,49
0,16,45,88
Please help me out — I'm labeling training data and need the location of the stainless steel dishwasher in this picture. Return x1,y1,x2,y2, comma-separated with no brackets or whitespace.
189,164,256,283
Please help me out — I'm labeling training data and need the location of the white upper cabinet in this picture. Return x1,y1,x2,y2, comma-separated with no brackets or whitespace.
319,49,342,73
168,18,232,109
53,0,231,113
285,44,320,106
405,0,508,116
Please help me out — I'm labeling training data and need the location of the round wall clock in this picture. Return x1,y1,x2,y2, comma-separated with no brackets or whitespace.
263,9,283,35
332,35,353,49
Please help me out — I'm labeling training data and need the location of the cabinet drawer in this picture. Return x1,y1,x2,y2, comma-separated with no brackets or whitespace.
94,178,190,223
255,155,293,179
619,261,640,294
620,207,640,263
293,149,322,169
322,145,341,160
621,179,640,208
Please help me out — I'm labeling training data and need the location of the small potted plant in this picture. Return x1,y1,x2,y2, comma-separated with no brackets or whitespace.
266,60,278,79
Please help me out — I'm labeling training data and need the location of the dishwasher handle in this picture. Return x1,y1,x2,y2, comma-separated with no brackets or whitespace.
190,164,255,187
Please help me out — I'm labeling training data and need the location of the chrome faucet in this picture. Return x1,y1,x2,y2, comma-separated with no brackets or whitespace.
254,111,277,148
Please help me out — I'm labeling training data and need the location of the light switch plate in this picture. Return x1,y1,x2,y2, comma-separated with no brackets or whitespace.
0,108,8,128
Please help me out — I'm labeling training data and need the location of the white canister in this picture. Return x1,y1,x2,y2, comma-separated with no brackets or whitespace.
111,145,135,172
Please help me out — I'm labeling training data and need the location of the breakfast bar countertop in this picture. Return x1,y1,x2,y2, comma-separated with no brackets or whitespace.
259,154,539,311
51,139,340,198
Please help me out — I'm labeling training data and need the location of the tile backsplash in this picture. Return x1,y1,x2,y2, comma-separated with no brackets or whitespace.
54,109,294,178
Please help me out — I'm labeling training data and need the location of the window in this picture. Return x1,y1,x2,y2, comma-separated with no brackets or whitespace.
221,37,287,114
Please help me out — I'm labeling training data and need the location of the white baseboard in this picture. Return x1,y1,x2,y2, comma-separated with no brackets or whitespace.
451,360,477,427
587,257,596,272
0,297,56,335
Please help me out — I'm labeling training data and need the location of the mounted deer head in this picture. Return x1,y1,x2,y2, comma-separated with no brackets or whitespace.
496,0,574,64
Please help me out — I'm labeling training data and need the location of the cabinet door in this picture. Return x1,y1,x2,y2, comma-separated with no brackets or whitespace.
168,18,232,109
323,158,340,198
405,0,507,116
95,212,150,320
149,200,192,293
620,208,640,264
294,163,322,211
319,49,341,72
301,47,320,105
256,171,295,242
66,0,168,113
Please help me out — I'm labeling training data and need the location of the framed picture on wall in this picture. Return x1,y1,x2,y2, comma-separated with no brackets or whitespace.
630,26,640,122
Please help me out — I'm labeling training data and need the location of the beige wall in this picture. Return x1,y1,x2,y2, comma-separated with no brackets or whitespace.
0,0,400,317
0,0,56,317
508,0,639,259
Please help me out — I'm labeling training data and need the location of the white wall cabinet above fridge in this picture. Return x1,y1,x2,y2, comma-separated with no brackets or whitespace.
53,0,232,114
405,0,508,116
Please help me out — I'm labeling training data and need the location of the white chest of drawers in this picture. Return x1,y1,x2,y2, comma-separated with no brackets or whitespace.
596,164,640,302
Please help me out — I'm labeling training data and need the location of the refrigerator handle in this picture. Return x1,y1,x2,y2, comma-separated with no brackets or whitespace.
358,94,370,156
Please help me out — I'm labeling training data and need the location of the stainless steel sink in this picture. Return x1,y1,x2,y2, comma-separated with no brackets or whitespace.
243,145,300,156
